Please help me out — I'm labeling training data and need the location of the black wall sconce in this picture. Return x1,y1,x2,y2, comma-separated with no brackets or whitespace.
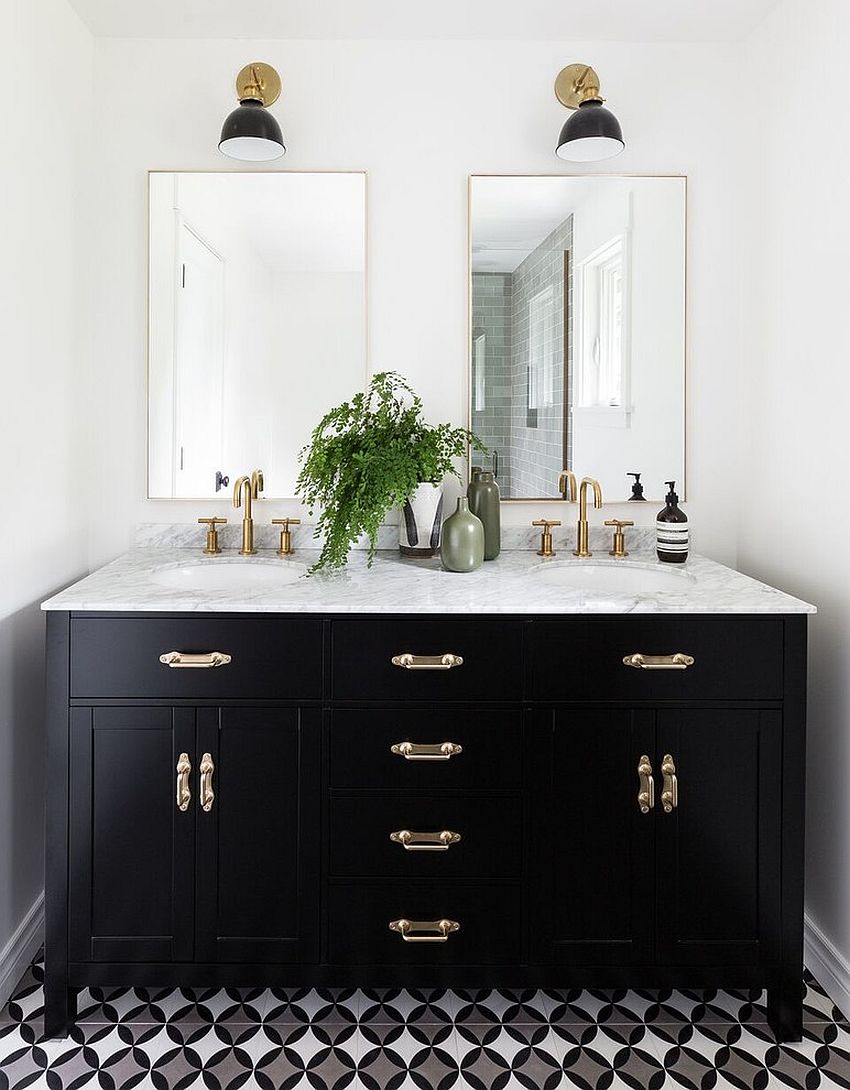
219,62,286,161
554,64,625,162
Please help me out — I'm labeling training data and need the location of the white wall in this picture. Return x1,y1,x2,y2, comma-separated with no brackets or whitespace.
0,0,92,996
87,37,747,566
741,0,850,1009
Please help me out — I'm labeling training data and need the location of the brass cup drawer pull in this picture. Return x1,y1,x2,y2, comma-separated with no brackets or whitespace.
623,652,694,671
390,741,463,761
661,753,679,813
637,755,655,814
390,829,462,851
199,752,215,812
176,752,192,812
388,918,460,943
391,653,464,670
159,651,232,669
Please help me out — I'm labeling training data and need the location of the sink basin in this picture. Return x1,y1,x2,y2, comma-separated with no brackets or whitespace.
532,560,695,595
150,560,307,591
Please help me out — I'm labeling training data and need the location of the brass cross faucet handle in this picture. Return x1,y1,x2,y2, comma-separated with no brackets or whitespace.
272,518,301,556
198,517,227,555
574,477,603,558
532,519,561,558
605,519,634,558
557,470,577,501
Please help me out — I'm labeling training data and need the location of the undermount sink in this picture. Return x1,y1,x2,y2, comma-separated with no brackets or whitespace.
150,560,308,591
532,560,695,595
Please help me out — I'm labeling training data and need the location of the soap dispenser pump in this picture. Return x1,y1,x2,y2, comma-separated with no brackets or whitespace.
656,481,688,563
627,472,646,501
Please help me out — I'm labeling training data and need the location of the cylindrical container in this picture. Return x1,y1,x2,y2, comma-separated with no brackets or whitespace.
467,470,501,561
656,480,689,563
440,497,485,572
399,482,444,558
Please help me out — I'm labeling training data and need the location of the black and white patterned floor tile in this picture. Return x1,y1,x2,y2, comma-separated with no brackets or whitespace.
2,956,849,1088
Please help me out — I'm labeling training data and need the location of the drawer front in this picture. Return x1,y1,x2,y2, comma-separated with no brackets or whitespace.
327,883,521,964
530,616,784,701
329,796,522,878
71,617,323,700
331,619,523,702
328,709,523,789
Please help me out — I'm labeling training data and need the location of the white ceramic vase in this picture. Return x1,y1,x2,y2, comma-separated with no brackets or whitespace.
399,482,444,558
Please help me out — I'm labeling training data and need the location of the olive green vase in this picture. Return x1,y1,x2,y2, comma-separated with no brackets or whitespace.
467,469,501,560
440,497,485,572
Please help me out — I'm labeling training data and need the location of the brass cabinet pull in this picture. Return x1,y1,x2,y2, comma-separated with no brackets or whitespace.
390,741,463,761
623,652,694,671
388,918,460,943
637,755,655,814
176,752,192,812
159,651,232,669
199,752,215,812
390,829,462,851
661,753,679,813
391,653,464,670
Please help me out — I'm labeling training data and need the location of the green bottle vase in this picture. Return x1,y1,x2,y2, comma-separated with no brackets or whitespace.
467,469,501,560
440,497,485,573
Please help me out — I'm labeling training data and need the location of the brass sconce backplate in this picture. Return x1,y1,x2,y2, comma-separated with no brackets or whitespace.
235,62,282,107
554,63,602,109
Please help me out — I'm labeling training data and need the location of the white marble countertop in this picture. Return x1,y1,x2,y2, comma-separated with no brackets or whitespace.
41,546,816,615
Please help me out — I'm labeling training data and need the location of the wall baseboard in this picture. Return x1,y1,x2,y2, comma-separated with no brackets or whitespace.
0,892,44,1010
805,912,850,1022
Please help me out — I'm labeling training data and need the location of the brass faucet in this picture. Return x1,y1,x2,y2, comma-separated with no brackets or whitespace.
233,469,264,555
557,470,577,502
574,477,603,558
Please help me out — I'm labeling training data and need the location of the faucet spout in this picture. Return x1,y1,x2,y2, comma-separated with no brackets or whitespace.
557,470,577,502
574,477,603,558
233,471,262,555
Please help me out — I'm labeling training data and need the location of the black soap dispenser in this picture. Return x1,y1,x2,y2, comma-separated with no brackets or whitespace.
627,472,646,501
656,481,689,563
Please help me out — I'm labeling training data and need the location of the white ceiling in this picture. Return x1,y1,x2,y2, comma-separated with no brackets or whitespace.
67,0,779,41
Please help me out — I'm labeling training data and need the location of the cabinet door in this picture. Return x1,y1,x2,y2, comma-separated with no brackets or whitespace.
529,709,656,966
69,707,195,962
195,707,320,963
655,710,781,966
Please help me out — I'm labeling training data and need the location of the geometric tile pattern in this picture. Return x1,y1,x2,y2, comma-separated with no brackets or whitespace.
2,954,849,1089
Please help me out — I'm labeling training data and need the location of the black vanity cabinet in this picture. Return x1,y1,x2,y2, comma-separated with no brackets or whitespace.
45,610,806,1042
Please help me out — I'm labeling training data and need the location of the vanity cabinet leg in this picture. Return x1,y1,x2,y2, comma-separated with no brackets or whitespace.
767,978,803,1043
43,979,76,1039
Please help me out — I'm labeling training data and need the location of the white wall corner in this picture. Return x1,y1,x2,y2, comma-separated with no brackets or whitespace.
0,892,44,1011
805,912,850,1022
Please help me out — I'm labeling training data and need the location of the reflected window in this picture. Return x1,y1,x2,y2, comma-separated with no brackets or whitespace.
578,235,627,409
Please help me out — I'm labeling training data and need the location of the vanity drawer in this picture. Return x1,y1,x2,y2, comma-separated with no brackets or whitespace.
328,709,523,789
70,616,323,699
330,619,523,702
327,883,521,964
328,795,522,878
529,616,784,701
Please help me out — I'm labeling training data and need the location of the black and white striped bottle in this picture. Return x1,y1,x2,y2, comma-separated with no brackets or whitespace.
656,481,688,563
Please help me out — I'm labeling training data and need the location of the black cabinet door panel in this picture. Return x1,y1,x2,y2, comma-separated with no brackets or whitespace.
195,707,320,963
69,707,195,963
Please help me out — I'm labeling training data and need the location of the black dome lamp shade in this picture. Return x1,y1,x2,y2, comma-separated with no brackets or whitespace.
554,64,624,163
219,62,286,161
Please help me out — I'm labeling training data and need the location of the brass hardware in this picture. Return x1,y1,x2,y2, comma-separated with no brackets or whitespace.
388,918,460,943
637,755,655,814
176,752,192,812
198,516,227,555
159,651,232,669
233,469,264,555
235,62,282,107
272,517,301,556
604,519,634,558
574,477,603,557
199,752,215,812
555,64,604,109
391,653,464,670
390,830,462,852
623,652,694,671
532,519,561,558
557,470,577,502
661,754,678,813
390,741,463,761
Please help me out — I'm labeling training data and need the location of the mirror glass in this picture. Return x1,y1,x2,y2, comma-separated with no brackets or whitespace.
148,172,366,498
469,175,685,501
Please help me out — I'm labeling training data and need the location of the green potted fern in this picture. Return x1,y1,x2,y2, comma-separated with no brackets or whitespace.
297,372,486,571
